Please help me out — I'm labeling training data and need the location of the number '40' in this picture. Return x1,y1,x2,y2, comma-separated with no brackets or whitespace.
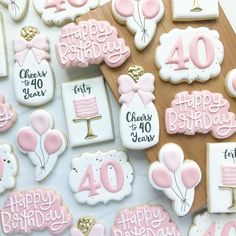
204,221,236,236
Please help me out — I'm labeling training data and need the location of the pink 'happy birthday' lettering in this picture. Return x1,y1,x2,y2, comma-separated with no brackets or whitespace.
165,91,236,139
56,19,130,68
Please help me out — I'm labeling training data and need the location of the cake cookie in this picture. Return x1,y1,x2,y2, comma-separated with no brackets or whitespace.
0,188,72,234
16,110,67,182
225,69,236,98
156,27,224,84
61,76,114,147
0,0,28,21
69,150,134,205
112,0,164,50
13,26,55,107
171,0,219,21
111,205,181,235
207,142,236,213
118,65,159,150
70,217,105,236
165,90,236,139
0,143,18,194
148,143,201,216
56,20,130,68
189,211,236,236
0,94,17,133
33,0,99,26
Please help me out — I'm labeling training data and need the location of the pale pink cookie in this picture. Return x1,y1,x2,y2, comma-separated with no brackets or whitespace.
148,143,201,216
165,90,236,139
111,205,181,235
70,217,105,236
56,19,130,68
0,188,72,234
0,94,17,132
0,13,8,77
112,0,164,50
0,142,18,194
69,150,134,205
225,69,236,98
16,110,67,182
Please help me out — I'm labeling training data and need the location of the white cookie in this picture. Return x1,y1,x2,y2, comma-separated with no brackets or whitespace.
148,143,201,216
225,69,236,98
61,76,114,147
0,143,18,194
0,0,28,21
112,0,164,50
207,143,236,213
33,0,99,26
189,211,236,236
171,0,219,21
156,27,224,84
69,150,134,205
13,28,55,107
16,110,67,182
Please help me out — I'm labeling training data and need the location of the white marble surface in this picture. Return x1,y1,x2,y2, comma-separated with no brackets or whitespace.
0,0,235,235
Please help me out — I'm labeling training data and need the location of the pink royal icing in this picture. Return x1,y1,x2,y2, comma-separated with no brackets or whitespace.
0,189,72,234
111,205,181,236
221,222,236,236
70,223,105,236
56,19,131,68
165,91,236,139
0,94,17,132
221,165,236,186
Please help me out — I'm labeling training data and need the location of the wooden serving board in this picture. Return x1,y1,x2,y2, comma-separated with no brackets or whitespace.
77,2,236,212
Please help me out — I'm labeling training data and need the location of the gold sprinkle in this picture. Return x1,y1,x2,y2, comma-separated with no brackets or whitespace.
21,26,39,41
127,65,144,82
77,217,96,236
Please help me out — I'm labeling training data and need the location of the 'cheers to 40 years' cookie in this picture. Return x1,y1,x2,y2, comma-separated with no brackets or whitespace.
111,205,181,236
0,188,72,234
33,0,99,26
165,90,236,139
56,19,130,68
148,143,201,216
69,150,134,205
13,26,55,107
112,0,164,50
156,27,224,84
118,66,159,150
225,69,236,99
16,110,67,182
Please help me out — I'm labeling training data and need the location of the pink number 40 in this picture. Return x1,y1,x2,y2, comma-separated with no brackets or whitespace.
204,221,236,236
44,0,88,12
78,160,124,197
166,34,215,71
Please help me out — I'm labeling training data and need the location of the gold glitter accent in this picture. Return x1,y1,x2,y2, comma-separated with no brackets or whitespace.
77,217,96,236
128,65,144,82
21,26,39,41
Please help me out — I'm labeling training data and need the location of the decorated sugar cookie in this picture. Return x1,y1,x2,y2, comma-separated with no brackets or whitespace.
61,76,114,147
165,91,236,139
0,13,7,78
0,94,17,133
225,69,236,98
0,0,28,21
156,27,224,84
13,26,55,107
0,143,18,194
16,110,66,182
69,150,134,205
111,205,181,235
171,0,219,21
118,66,159,150
0,188,72,234
56,20,130,68
70,217,105,236
112,0,164,50
33,0,99,26
148,143,201,216
189,211,236,236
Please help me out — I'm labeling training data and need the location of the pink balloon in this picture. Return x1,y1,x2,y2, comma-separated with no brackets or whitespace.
44,131,63,155
115,0,134,17
152,165,172,188
31,110,51,135
142,0,160,19
163,150,182,172
0,156,4,179
181,166,201,189
67,0,88,7
233,77,236,91
17,128,37,152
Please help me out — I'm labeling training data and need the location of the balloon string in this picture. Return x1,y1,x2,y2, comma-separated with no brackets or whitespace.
39,136,46,167
44,155,50,167
34,151,43,169
174,172,184,199
171,187,182,201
